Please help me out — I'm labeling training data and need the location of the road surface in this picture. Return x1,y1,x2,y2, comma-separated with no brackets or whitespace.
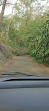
0,56,49,76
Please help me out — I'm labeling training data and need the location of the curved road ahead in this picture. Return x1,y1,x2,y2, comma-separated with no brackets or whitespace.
0,56,49,76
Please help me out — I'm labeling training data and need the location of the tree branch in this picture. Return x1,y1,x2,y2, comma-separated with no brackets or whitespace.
0,2,20,6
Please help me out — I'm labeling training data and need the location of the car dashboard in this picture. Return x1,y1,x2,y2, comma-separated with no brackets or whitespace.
0,76,49,111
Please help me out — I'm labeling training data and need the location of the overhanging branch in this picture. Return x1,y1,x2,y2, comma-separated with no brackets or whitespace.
0,2,20,6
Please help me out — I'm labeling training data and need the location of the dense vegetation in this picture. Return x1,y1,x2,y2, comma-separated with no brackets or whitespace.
0,0,49,66
17,14,49,65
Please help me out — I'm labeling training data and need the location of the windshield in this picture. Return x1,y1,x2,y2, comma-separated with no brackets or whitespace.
0,0,49,77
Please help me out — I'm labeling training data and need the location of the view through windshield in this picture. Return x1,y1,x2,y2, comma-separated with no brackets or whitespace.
0,0,49,77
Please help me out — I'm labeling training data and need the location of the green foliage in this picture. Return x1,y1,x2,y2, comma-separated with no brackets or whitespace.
1,16,9,36
18,15,49,66
0,43,12,59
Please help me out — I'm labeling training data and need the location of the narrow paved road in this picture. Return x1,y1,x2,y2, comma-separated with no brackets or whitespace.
0,56,49,76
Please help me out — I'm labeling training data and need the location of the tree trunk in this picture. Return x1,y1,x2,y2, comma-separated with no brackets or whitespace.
6,6,13,41
0,0,7,35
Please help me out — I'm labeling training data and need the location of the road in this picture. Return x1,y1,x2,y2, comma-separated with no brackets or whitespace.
0,56,49,76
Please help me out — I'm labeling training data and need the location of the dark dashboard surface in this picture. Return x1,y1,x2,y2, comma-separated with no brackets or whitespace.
0,76,49,111
0,76,49,88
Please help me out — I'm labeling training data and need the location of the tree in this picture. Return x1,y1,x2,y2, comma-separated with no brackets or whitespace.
0,0,7,35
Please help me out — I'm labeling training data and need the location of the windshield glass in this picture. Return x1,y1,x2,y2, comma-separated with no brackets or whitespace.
0,0,49,77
